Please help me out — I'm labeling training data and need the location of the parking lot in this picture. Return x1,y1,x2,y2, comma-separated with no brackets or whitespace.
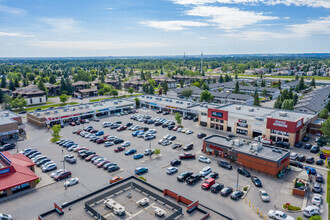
0,108,328,220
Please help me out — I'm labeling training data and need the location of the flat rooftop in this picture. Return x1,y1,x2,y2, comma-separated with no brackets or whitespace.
28,99,135,119
215,104,315,122
135,95,223,113
0,111,21,126
205,135,290,163
40,177,228,220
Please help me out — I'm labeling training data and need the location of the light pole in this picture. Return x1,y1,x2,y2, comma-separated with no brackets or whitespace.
61,159,67,190
149,140,151,160
16,137,18,153
236,166,239,191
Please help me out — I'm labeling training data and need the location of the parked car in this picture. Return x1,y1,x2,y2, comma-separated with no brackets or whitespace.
289,161,303,168
294,142,303,148
312,194,322,206
42,163,57,172
114,147,125,152
199,166,212,177
166,167,178,175
304,144,312,149
113,139,124,144
268,210,294,220
259,190,270,202
144,149,154,155
201,178,215,190
303,206,319,218
177,171,193,182
172,143,182,149
104,141,114,147
218,160,232,169
297,155,306,162
186,174,202,185
305,166,316,175
133,153,144,160
197,133,207,139
237,168,251,177
251,176,262,187
310,145,320,153
170,159,181,166
290,153,298,160
275,141,290,149
306,157,315,164
302,136,310,142
220,187,233,196
0,213,13,220
183,143,193,151
135,167,148,175
230,191,244,200
64,177,79,187
64,155,76,163
109,176,123,184
198,156,211,164
312,183,322,193
316,159,324,166
54,170,71,181
125,149,137,155
108,165,120,173
0,143,16,151
121,141,131,147
179,153,195,160
210,183,224,193
205,172,219,179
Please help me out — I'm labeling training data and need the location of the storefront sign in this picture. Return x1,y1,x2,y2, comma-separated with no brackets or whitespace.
149,103,158,106
212,111,223,118
273,120,288,128
208,108,228,120
239,119,247,123
97,108,109,112
0,130,19,136
267,117,304,133
166,105,177,109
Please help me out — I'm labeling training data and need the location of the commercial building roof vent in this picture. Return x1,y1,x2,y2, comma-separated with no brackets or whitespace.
44,111,50,115
279,112,288,117
236,106,241,110
54,110,58,113
79,105,83,109
249,108,254,112
63,108,68,112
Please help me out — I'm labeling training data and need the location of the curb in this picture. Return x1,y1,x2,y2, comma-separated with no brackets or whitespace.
281,205,302,213
241,185,251,199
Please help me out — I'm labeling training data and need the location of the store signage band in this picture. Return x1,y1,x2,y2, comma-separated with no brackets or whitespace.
273,120,288,128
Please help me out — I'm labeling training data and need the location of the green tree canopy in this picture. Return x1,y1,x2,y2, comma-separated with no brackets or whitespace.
319,108,328,119
59,94,69,104
10,96,27,110
233,81,240,94
175,112,182,125
200,90,213,102
180,88,193,97
253,93,260,106
128,87,134,94
281,99,294,110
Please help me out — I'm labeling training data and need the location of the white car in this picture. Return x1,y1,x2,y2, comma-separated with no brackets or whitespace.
51,169,65,178
259,190,270,202
186,130,193,135
177,128,182,132
290,153,298,160
149,129,157,134
104,141,114,147
166,167,178,175
121,141,131,147
268,210,294,220
42,163,57,172
84,119,89,123
107,136,117,141
0,213,12,220
64,177,79,187
102,122,111,127
144,149,155,155
158,139,164,144
198,156,211,164
312,194,322,206
199,166,212,177
64,155,76,163
303,206,319,217
131,125,140,131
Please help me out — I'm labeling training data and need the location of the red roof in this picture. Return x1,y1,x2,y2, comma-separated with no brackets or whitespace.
0,152,39,191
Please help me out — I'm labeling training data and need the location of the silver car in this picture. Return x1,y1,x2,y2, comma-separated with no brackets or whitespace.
259,190,270,202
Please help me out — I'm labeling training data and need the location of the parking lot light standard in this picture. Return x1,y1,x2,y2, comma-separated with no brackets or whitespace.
61,159,67,190
149,140,151,160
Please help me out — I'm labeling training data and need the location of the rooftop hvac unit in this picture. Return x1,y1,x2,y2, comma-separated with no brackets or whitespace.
236,106,241,110
54,110,58,113
79,106,83,109
249,142,262,152
63,109,68,112
279,112,288,117
231,139,243,147
72,107,75,111
44,111,50,115
35,113,40,116
249,108,254,112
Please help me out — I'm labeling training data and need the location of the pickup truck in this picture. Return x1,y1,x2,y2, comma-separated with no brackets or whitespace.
183,143,193,151
179,153,196,160
254,136,273,145
186,174,201,185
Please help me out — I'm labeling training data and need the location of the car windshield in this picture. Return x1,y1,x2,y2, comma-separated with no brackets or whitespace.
262,193,268,196
283,214,287,218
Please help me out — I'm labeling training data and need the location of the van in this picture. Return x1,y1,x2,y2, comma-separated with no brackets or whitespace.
303,205,319,217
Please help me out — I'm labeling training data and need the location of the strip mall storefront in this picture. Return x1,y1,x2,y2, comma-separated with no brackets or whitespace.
206,108,306,147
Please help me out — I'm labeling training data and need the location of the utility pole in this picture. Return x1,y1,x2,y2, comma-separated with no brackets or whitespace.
61,159,67,190
201,51,204,76
149,140,151,160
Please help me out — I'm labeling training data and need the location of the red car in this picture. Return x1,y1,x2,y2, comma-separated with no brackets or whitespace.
74,147,88,152
172,126,180,131
69,122,76,126
103,135,110,139
201,178,215,190
96,139,105,144
114,147,125,152
97,160,110,168
76,130,82,135
91,129,99,133
85,154,98,161
179,153,196,160
54,171,72,181
117,126,127,131
80,119,85,124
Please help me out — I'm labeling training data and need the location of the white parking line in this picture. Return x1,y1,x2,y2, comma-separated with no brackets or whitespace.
162,164,170,168
109,169,124,175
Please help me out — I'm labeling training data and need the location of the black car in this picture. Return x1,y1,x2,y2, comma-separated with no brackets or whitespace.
275,141,290,149
230,191,244,200
170,159,182,166
316,159,324,166
126,122,133,127
210,183,224,193
237,168,251,177
186,174,202,185
290,161,303,168
205,172,219,179
302,136,310,142
183,144,193,151
168,125,175,130
218,160,232,170
113,139,124,144
304,144,312,150
156,110,162,114
306,157,315,164
80,151,96,159
297,155,306,162
197,133,207,139
228,134,235,139
19,111,27,114
162,124,169,128
193,117,198,122
0,143,16,151
154,122,162,126
168,135,176,141
294,142,303,148
251,176,262,187
310,146,320,153
220,187,233,196
177,171,193,182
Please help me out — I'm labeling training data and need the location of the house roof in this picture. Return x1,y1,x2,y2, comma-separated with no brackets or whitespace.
13,85,45,96
72,81,90,86
295,86,330,113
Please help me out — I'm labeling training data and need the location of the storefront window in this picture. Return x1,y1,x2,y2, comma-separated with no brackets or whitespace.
236,129,248,135
271,129,276,134
205,147,213,153
283,132,289,136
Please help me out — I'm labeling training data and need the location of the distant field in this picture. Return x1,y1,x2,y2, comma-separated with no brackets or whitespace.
89,94,142,102
236,74,330,80
17,102,79,112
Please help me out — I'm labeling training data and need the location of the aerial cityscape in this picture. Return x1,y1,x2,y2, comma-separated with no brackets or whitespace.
0,0,330,220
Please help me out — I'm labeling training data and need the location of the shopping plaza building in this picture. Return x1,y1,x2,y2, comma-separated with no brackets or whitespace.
136,95,317,147
0,111,24,143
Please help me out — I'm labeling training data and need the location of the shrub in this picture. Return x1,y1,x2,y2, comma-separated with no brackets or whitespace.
139,176,147,182
283,204,301,211
243,186,248,191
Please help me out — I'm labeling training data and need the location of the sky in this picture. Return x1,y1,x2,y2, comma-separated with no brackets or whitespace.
0,0,329,57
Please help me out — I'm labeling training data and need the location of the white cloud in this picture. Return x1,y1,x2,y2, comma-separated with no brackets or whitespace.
198,36,207,39
169,0,330,8
39,18,80,33
0,32,33,37
106,8,114,10
224,30,287,40
29,40,168,50
140,20,209,31
186,6,278,30
287,16,330,37
0,5,26,15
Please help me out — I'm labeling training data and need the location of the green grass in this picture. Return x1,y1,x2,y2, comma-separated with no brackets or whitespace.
234,74,330,80
89,94,142,102
18,102,79,112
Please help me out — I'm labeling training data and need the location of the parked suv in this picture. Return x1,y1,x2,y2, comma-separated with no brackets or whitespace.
275,141,290,149
218,160,232,169
54,171,72,181
177,171,193,182
0,143,16,151
201,178,215,190
183,143,193,151
211,183,224,193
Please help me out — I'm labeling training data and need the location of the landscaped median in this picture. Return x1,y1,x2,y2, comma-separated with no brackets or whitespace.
89,94,142,102
282,203,301,212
